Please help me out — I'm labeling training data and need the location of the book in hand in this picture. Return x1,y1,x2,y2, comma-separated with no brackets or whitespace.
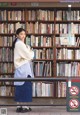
60,34,75,46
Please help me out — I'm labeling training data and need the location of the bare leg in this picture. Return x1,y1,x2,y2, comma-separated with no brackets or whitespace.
17,102,22,108
16,102,22,112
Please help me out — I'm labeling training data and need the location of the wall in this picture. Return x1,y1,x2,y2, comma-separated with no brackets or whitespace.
0,0,59,2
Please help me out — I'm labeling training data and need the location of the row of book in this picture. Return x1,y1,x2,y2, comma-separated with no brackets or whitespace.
26,36,53,47
0,86,14,96
34,49,53,59
26,22,54,34
1,10,80,21
8,10,25,21
0,23,25,33
26,10,55,21
0,81,66,97
0,35,79,47
57,62,80,76
0,36,13,47
0,63,13,73
1,22,80,35
2,36,54,47
32,82,55,97
0,10,25,21
57,49,80,59
1,62,80,76
33,61,53,76
27,22,80,34
0,48,13,61
26,10,80,21
56,10,80,21
32,82,66,97
56,36,80,46
0,75,13,85
57,81,66,97
0,10,7,21
0,47,53,61
56,23,80,34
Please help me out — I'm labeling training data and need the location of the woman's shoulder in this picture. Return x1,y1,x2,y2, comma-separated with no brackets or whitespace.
16,40,25,46
15,41,26,50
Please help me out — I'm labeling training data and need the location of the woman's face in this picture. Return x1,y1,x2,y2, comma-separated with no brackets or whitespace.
17,31,26,42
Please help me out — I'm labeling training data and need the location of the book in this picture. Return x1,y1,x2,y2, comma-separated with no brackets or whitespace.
60,34,75,46
60,34,69,45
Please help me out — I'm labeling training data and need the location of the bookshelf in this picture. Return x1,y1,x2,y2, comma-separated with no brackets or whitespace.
0,2,80,99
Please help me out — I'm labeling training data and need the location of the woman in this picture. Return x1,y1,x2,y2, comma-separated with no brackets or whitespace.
12,28,34,113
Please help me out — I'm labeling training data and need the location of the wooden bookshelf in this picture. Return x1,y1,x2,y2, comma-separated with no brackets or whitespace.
56,59,80,62
0,2,80,98
56,46,80,49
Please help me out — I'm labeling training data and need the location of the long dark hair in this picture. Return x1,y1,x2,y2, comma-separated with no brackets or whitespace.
12,28,26,49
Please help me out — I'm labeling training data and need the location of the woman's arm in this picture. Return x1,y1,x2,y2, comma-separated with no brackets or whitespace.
15,41,34,60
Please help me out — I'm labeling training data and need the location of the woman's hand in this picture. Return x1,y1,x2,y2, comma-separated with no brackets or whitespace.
26,45,30,49
26,45,33,51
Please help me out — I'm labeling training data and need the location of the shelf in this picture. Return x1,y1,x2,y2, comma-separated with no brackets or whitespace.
0,73,14,75
56,34,80,37
33,96,55,98
0,61,13,63
0,85,14,87
38,20,55,23
35,76,48,78
0,46,12,48
56,59,80,62
33,59,53,61
56,20,80,23
32,46,53,49
0,96,14,98
56,46,80,49
0,20,25,23
33,97,66,99
26,20,37,23
35,76,54,78
0,33,15,36
26,20,80,24
75,34,80,36
26,20,55,23
56,76,80,78
27,33,53,36
1,33,80,37
0,4,80,99
0,96,66,99
0,33,53,36
0,3,80,10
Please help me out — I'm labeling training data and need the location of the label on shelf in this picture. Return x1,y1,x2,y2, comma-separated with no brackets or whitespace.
31,3,39,7
68,80,71,87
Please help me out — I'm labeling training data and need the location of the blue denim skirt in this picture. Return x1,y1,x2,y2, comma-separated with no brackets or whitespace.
14,79,32,102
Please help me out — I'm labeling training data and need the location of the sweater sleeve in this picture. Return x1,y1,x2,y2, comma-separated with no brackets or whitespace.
15,41,34,60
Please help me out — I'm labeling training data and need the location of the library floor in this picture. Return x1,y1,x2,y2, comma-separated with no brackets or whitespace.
0,106,80,115
0,98,80,115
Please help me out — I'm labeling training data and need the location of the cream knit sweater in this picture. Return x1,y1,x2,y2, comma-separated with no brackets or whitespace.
14,39,34,69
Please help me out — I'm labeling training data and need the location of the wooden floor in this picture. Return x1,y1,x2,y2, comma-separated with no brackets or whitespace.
0,106,80,115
